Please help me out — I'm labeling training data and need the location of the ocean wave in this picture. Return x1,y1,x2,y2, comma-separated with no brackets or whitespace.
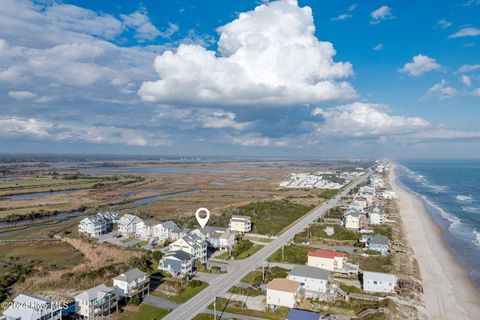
401,166,448,192
418,193,461,225
456,194,473,202
474,230,480,247
462,206,480,214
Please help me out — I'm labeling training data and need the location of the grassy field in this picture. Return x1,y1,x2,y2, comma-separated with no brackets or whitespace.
245,236,273,243
241,267,289,286
348,253,394,273
114,304,170,320
216,240,263,260
294,224,360,243
228,286,263,296
267,244,311,264
0,178,96,189
0,240,84,270
169,281,209,303
235,200,314,235
0,203,82,220
209,298,289,320
192,314,215,320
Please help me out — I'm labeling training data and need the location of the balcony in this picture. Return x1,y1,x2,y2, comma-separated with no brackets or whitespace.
125,278,150,297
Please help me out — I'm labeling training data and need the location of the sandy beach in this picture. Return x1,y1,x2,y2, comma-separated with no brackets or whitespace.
389,164,480,320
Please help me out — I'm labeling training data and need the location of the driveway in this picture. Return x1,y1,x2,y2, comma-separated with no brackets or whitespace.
219,293,265,311
143,295,178,310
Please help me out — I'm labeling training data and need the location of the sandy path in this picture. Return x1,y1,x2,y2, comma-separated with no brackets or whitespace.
389,164,480,320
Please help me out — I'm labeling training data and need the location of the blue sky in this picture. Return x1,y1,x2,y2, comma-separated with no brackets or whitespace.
0,0,479,158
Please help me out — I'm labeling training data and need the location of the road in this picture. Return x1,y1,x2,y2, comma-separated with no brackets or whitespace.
163,170,372,320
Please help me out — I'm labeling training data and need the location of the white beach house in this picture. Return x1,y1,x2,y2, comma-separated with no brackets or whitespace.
113,268,149,300
153,220,179,241
1,293,63,320
135,219,162,240
74,284,118,319
266,278,300,309
78,212,116,237
287,265,331,296
343,210,365,230
169,234,207,263
363,271,397,293
117,214,143,237
160,250,194,277
229,215,252,233
307,249,346,272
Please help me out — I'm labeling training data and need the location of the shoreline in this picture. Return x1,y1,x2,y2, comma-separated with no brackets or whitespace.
389,163,480,320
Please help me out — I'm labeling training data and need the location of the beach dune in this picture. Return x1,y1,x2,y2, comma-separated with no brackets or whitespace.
389,164,480,320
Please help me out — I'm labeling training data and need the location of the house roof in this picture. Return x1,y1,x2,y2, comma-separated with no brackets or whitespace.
176,235,206,249
267,278,300,293
363,271,396,282
346,211,362,218
118,214,142,226
113,268,145,282
368,235,388,245
220,230,233,239
231,215,251,221
75,284,114,301
165,250,192,261
3,293,57,319
142,219,161,227
162,220,177,229
288,265,331,281
286,309,321,320
308,249,344,259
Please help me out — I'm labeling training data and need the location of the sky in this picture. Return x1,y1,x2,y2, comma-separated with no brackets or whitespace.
0,0,479,159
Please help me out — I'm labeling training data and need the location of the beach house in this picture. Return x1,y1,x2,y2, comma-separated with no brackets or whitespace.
74,284,118,319
229,215,252,233
365,235,389,256
266,278,300,309
343,210,365,230
307,249,346,272
169,234,207,263
287,265,331,296
363,271,397,293
78,215,109,238
1,293,63,320
368,206,386,225
160,250,194,276
152,220,179,241
78,212,116,237
117,214,143,237
112,268,149,300
219,230,235,249
135,219,162,240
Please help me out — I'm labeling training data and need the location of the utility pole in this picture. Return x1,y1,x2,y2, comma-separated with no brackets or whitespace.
214,297,216,320
281,245,284,261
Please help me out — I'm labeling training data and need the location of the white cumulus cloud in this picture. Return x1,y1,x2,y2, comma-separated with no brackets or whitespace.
8,90,37,100
312,102,429,137
458,64,480,73
461,75,471,86
370,6,394,24
449,27,480,38
399,54,441,77
139,0,355,107
0,116,53,138
425,80,458,99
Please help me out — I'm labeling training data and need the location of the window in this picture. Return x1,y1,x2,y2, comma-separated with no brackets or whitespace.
373,281,377,284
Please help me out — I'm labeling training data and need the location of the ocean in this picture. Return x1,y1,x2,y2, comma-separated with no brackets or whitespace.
396,160,480,290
